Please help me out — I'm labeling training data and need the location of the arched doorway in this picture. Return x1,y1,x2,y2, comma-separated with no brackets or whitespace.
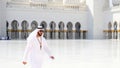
40,21,47,38
108,22,112,39
49,21,56,39
21,20,29,39
75,22,81,39
31,20,38,31
58,21,64,39
113,21,118,39
11,20,19,39
66,22,73,39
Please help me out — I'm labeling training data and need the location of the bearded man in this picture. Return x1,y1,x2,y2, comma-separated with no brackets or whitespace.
22,26,55,68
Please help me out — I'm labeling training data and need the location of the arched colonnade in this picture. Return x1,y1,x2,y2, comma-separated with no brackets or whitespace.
104,21,120,39
6,20,87,40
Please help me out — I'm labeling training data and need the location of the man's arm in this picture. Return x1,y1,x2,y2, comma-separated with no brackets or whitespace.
22,40,32,65
43,38,55,59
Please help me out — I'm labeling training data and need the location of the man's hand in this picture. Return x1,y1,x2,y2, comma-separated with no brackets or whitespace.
22,61,27,65
50,56,55,59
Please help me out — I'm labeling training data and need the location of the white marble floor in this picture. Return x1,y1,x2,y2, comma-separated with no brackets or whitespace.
0,40,120,68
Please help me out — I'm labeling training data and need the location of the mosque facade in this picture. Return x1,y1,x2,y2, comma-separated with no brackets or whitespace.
0,0,120,40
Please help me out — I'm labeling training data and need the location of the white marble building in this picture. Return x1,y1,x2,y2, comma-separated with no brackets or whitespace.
0,0,120,39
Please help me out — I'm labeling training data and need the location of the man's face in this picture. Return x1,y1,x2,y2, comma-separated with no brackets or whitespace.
37,30,44,37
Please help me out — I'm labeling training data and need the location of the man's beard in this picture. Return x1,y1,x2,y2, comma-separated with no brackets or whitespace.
38,33,42,36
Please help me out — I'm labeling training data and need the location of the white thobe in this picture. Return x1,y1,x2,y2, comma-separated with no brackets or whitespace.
23,37,52,68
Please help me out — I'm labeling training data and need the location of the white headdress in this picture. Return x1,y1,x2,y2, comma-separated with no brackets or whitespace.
27,26,44,41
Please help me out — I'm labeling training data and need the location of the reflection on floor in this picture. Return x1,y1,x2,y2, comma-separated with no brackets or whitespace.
0,40,120,68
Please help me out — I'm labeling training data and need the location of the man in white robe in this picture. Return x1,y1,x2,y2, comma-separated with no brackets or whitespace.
22,26,55,68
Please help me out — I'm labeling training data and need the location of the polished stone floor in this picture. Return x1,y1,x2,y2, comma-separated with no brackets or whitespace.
0,39,120,68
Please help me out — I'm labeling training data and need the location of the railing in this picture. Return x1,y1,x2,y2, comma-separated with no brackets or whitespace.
103,30,120,39
8,29,87,39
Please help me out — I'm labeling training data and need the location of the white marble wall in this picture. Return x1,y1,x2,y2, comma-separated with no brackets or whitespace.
86,0,94,39
0,0,7,38
31,0,48,2
2,0,120,39
103,0,120,39
63,0,80,4
6,8,88,39
6,0,105,39
6,8,88,30
0,1,2,19
86,0,106,39
10,0,29,2
94,0,105,39
53,0,63,3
